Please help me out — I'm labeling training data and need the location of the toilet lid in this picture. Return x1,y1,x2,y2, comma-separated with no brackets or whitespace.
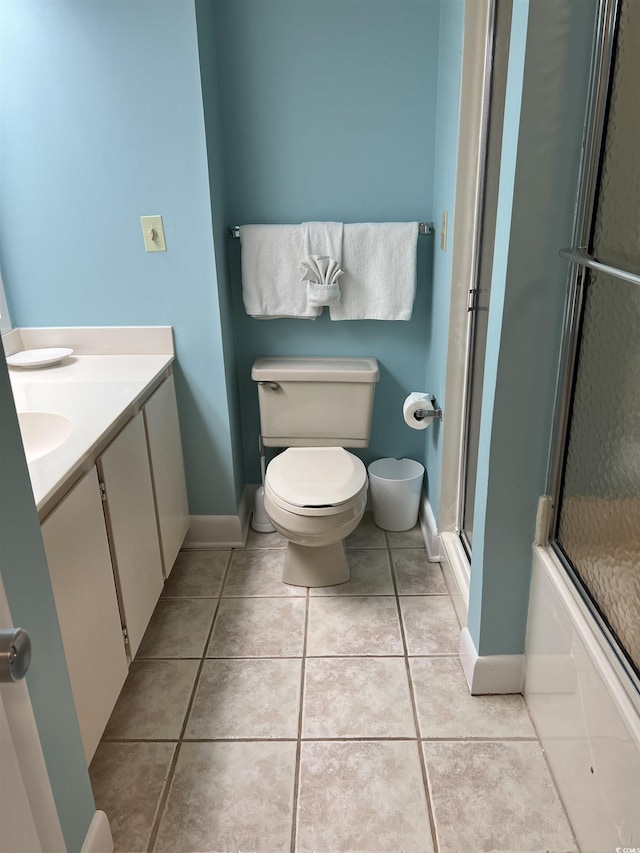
266,447,367,508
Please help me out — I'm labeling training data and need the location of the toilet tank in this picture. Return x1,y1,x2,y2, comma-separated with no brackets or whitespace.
252,357,379,447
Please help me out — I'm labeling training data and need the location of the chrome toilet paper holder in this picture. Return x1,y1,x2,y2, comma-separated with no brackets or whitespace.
414,395,442,421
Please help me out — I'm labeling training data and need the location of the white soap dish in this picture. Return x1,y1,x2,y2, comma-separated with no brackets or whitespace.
6,347,74,369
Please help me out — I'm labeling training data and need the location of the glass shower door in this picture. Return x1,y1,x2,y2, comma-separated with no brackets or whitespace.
555,0,640,681
459,0,511,554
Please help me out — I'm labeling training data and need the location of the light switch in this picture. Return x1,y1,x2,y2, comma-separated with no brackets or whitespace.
141,215,166,252
440,211,448,251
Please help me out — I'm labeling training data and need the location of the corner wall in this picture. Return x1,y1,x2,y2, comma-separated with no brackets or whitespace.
210,0,440,483
467,0,597,657
195,0,245,506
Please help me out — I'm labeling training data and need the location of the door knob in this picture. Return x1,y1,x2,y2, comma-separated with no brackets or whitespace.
0,628,32,683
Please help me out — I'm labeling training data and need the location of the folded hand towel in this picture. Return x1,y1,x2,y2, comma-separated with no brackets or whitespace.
300,255,344,307
302,222,344,265
300,255,344,286
329,222,419,321
306,280,342,307
239,225,320,319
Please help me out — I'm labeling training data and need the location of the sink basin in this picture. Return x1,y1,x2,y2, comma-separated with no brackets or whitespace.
17,412,73,463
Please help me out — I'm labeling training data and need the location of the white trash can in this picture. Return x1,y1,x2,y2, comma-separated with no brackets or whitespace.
367,458,425,531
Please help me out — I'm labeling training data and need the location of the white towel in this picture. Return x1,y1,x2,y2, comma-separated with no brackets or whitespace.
239,224,320,319
301,224,344,310
329,222,419,320
300,255,344,307
302,222,344,265
300,256,344,287
306,280,341,307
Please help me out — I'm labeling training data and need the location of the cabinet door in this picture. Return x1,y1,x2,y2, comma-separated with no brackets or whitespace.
41,468,128,763
98,411,164,658
143,373,189,577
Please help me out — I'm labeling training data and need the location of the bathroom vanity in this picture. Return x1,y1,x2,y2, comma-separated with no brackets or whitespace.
5,327,189,762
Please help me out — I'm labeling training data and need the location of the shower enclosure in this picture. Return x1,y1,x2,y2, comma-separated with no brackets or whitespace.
551,0,640,689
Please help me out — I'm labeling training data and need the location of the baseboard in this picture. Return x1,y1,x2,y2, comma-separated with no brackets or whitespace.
418,493,441,562
81,811,113,853
459,626,525,695
182,486,254,549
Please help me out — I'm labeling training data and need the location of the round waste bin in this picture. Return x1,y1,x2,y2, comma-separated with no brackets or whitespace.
367,458,425,531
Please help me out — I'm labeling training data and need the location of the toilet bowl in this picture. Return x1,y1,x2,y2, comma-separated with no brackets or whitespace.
263,447,368,586
252,356,379,587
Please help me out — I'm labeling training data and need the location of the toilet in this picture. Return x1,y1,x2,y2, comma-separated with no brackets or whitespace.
251,356,379,587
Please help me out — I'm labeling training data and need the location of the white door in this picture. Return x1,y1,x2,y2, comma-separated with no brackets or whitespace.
143,374,189,577
41,468,129,763
0,575,66,853
98,412,164,658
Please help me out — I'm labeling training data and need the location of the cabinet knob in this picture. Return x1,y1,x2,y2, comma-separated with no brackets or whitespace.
0,628,32,683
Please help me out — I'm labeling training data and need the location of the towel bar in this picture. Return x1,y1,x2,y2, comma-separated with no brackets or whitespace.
227,222,434,239
559,248,640,288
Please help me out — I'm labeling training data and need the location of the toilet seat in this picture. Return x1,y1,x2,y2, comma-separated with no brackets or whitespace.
265,447,367,510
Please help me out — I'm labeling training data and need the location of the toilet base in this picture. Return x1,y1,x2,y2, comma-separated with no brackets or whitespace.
282,540,350,588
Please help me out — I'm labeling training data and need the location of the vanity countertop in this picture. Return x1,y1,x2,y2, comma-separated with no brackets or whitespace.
6,328,175,519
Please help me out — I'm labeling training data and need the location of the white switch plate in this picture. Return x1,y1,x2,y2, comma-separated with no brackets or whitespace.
141,215,166,252
440,211,448,251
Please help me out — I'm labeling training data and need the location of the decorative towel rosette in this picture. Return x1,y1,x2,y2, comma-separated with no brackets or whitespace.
300,255,344,307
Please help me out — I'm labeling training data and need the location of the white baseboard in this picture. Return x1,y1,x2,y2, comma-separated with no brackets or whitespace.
459,626,524,695
81,811,113,853
418,493,441,562
182,486,254,549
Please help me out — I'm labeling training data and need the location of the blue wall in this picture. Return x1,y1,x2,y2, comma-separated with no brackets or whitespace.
195,0,245,505
467,0,597,656
0,351,95,852
423,0,465,517
0,0,240,515
208,0,441,482
1,0,452,507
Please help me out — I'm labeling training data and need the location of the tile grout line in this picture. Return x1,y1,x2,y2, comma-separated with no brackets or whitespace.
100,734,540,744
145,549,235,853
146,741,183,853
135,651,462,661
290,588,310,853
189,592,449,600
386,532,440,853
310,592,449,599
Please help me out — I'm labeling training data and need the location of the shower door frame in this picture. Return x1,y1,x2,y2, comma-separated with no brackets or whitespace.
455,0,498,557
545,0,640,696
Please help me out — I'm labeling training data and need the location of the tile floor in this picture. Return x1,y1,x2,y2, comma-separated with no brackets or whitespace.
90,513,579,853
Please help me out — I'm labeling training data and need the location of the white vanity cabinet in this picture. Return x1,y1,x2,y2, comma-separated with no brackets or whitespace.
41,468,129,763
39,368,189,763
143,373,189,578
97,410,165,659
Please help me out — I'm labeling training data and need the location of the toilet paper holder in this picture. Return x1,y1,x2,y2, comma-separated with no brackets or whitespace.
414,395,442,421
